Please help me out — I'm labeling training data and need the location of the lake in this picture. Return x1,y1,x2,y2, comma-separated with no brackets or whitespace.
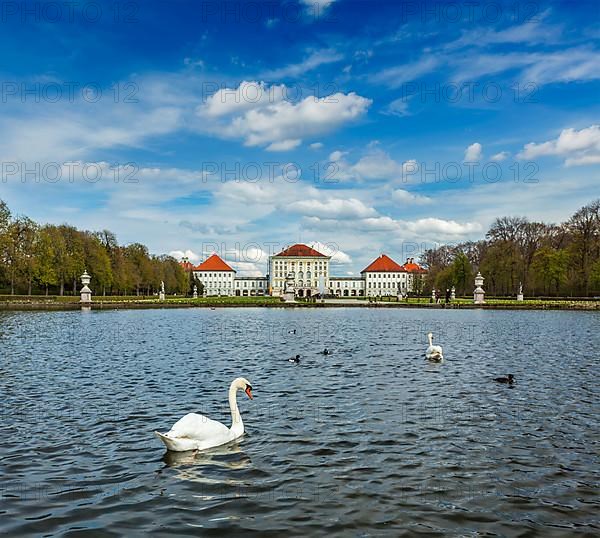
0,307,598,536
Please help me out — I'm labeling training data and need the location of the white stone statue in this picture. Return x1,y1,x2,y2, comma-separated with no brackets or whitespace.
517,282,524,301
159,280,166,301
80,270,92,304
283,272,296,302
193,285,198,299
474,272,485,304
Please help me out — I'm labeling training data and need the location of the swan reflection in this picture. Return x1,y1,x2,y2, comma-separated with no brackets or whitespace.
161,441,252,490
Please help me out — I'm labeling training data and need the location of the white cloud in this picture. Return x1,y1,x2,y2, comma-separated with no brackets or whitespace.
325,149,418,184
403,218,482,236
262,49,343,79
304,214,481,238
266,139,302,151
491,151,509,162
310,142,324,150
287,198,377,219
464,142,483,162
446,14,561,50
373,56,441,88
383,97,412,117
392,189,432,205
518,125,600,166
196,81,371,150
565,154,600,166
308,241,352,265
350,149,405,180
169,249,201,263
183,57,204,69
329,150,346,161
198,81,283,118
300,0,336,16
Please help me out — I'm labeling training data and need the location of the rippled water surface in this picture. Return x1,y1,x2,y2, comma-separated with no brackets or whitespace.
1,307,599,536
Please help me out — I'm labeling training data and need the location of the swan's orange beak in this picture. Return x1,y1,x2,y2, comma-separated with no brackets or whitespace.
245,386,253,400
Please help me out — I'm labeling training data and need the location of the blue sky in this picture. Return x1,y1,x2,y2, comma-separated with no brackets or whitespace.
1,0,599,275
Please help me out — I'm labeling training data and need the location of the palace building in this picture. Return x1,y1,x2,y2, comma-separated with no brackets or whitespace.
183,244,426,298
269,244,330,298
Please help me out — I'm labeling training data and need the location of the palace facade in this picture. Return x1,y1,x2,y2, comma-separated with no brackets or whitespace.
182,243,426,298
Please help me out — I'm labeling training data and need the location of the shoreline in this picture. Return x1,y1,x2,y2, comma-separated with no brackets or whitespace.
1,299,599,312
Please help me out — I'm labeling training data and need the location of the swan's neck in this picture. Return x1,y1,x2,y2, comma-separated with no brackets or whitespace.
428,334,433,346
229,383,244,436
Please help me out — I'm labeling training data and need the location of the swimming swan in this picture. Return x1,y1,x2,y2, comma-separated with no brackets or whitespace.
155,377,253,452
425,332,444,362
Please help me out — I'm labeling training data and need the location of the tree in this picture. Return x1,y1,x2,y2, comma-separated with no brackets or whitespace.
4,216,37,294
451,251,473,295
590,259,600,293
83,233,113,295
33,227,58,295
567,200,600,295
530,248,569,296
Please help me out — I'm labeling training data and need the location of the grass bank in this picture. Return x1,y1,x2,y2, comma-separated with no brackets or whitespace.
0,295,598,311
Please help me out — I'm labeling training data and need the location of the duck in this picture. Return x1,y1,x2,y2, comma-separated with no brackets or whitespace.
320,348,331,355
425,332,444,362
288,354,301,364
288,329,297,334
155,377,253,452
494,374,515,385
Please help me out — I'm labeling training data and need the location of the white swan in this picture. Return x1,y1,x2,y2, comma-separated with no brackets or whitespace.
155,377,253,452
425,332,444,362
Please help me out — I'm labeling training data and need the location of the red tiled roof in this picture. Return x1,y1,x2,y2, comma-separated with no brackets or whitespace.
361,254,405,273
275,244,327,257
402,261,427,274
179,261,195,272
195,254,236,272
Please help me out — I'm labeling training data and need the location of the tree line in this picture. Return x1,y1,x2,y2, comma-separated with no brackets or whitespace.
0,199,190,296
422,199,600,297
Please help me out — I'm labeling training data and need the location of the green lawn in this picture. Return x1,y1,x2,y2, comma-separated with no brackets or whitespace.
0,295,598,309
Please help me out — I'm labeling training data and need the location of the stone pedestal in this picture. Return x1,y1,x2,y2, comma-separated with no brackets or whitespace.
283,272,296,303
80,270,92,304
473,272,485,304
517,282,524,301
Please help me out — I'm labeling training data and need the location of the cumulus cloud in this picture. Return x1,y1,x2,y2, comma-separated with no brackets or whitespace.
464,142,483,162
287,198,377,219
392,189,433,205
308,241,352,265
169,249,201,263
196,81,371,150
491,151,509,162
518,125,600,166
266,139,301,151
304,215,481,238
326,149,418,183
383,97,412,117
329,150,347,161
403,218,482,236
